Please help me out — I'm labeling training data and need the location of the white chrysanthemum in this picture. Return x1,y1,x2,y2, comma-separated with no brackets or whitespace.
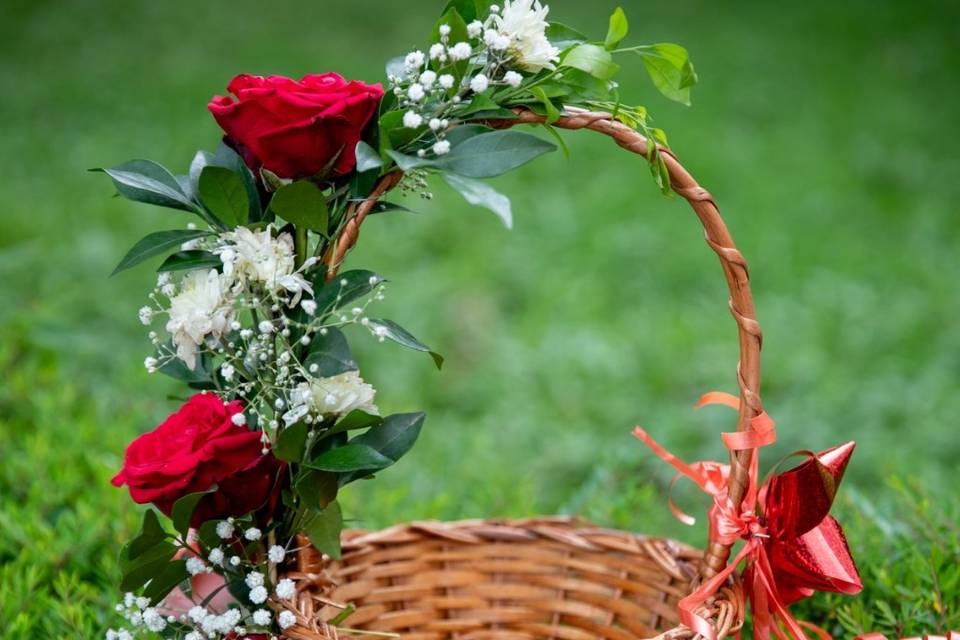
217,226,312,302
278,610,297,630
493,0,560,72
275,578,296,600
291,371,379,418
165,269,234,370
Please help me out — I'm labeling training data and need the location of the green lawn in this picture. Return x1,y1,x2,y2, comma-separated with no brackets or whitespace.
1,0,958,637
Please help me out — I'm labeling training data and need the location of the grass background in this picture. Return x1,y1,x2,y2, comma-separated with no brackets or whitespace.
1,0,958,636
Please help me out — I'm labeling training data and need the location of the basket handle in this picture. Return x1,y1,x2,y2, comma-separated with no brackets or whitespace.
326,107,763,581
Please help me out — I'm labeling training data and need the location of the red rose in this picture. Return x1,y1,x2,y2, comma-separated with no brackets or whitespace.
208,72,384,179
112,393,283,525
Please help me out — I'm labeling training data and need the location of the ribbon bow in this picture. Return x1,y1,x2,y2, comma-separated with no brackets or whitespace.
633,392,863,640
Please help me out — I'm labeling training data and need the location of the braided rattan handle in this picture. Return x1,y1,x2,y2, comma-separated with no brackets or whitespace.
326,107,763,581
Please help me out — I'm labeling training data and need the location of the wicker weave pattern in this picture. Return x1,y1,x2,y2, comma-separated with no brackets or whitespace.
281,519,742,640
287,108,766,639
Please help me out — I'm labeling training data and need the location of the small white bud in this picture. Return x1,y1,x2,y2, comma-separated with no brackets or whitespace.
429,118,442,131
419,70,437,88
467,20,483,38
231,412,247,426
438,24,451,36
449,42,472,61
402,110,423,128
470,73,489,93
504,70,523,88
244,527,262,541
258,320,273,334
433,140,451,155
407,83,425,101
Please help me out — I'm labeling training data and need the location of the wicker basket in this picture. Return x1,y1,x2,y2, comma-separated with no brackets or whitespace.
277,108,764,640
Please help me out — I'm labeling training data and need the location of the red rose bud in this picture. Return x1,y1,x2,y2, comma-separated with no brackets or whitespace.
208,72,384,179
112,393,283,526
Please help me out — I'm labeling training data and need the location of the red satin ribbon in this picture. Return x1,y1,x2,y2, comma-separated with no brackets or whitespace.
633,392,812,640
856,634,959,640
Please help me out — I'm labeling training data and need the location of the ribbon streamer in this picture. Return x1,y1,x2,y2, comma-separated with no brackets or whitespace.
633,393,862,640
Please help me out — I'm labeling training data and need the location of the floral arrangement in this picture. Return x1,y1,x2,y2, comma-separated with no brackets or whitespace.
98,2,699,639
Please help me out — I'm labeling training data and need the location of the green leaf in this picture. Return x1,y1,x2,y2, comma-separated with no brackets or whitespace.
442,172,513,229
312,269,385,316
189,150,214,194
171,488,214,536
367,318,443,369
112,229,211,276
379,110,424,152
211,141,263,222
157,250,222,273
157,347,214,384
354,141,383,173
308,443,393,473
94,159,198,212
384,149,435,172
443,124,495,146
143,558,189,603
327,410,383,437
303,326,357,377
198,166,249,228
120,540,179,592
531,86,560,125
268,180,329,233
351,413,425,468
604,7,629,49
458,93,517,119
635,43,698,106
295,469,339,510
368,201,416,216
431,6,468,45
441,0,481,23
302,501,343,559
561,43,620,80
436,130,555,178
546,22,588,50
274,421,309,462
123,509,167,562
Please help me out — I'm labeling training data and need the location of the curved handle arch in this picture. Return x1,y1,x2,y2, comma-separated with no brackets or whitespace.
326,107,764,580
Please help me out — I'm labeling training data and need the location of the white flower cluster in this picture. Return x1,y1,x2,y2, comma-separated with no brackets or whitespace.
139,225,388,443
388,2,558,162
109,533,298,640
108,594,173,639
